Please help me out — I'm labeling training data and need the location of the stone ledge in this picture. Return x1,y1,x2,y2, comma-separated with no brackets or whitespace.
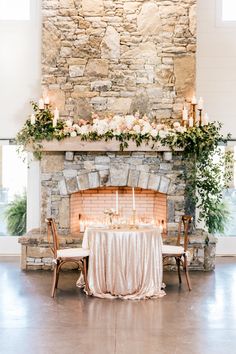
19,229,82,247
163,229,217,271
19,228,216,271
26,137,184,152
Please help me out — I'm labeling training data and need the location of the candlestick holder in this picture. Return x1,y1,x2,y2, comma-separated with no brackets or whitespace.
182,119,188,128
198,109,203,126
130,209,138,229
192,103,197,125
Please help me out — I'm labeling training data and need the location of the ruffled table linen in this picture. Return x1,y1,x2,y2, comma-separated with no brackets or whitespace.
77,226,165,300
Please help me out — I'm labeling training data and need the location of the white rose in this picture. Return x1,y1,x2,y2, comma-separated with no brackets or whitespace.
151,129,158,138
176,126,186,133
65,119,73,127
141,122,152,135
93,120,109,135
125,115,136,130
173,122,181,129
66,119,73,128
133,124,141,134
159,130,168,138
156,124,164,131
70,131,77,138
79,125,89,135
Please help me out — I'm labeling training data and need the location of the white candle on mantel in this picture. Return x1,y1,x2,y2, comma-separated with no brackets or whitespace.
198,97,204,110
44,96,50,105
182,106,188,121
203,113,209,126
189,117,193,127
38,98,44,109
30,114,36,125
80,221,85,232
191,96,197,105
53,108,59,127
115,190,119,215
132,187,136,211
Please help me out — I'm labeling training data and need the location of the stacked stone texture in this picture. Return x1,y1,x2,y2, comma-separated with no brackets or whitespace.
40,151,186,235
42,0,196,120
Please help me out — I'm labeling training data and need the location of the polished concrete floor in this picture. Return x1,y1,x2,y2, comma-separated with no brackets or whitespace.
0,257,236,354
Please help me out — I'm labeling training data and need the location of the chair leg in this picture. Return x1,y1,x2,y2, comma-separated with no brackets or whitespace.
175,257,182,284
55,264,61,289
51,262,59,298
83,257,89,293
183,254,192,291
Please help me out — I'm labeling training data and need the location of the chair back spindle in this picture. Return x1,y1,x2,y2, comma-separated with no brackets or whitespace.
46,218,59,258
176,215,192,252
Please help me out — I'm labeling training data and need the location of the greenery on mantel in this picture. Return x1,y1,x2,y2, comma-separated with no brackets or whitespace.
16,102,233,234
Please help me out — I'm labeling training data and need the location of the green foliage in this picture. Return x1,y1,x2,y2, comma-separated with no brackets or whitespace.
16,102,66,159
166,122,233,234
5,194,27,236
16,103,233,234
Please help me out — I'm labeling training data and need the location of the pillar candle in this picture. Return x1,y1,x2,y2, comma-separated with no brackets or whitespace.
44,96,50,105
182,106,188,121
53,108,59,127
38,98,44,109
203,113,209,126
54,107,59,120
30,114,36,125
189,117,193,127
132,187,136,211
53,118,57,128
198,97,204,110
191,96,197,105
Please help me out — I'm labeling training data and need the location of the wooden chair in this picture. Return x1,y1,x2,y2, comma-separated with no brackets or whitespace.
162,215,192,291
45,218,90,298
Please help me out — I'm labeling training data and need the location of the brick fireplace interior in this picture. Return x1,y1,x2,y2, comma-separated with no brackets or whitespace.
70,187,167,234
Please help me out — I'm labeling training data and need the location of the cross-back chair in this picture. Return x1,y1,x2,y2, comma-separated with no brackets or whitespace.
162,215,192,291
46,218,90,297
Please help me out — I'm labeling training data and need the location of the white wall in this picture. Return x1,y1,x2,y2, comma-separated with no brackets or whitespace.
197,0,236,137
0,0,41,139
0,236,21,255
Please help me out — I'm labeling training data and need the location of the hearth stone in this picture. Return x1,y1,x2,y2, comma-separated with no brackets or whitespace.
19,228,217,271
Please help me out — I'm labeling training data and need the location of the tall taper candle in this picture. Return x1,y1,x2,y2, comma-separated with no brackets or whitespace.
198,97,204,110
44,96,50,105
39,98,44,109
116,190,119,215
30,114,36,125
132,187,136,211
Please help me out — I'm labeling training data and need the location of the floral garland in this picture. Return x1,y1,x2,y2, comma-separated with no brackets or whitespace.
16,101,233,234
16,101,198,153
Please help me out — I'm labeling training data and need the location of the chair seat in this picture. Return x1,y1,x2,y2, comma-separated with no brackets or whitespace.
162,245,185,255
57,248,90,259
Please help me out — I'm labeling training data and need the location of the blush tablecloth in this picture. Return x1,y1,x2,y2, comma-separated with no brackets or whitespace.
77,227,165,300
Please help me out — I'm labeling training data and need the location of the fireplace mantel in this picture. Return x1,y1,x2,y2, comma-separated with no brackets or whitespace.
26,137,183,152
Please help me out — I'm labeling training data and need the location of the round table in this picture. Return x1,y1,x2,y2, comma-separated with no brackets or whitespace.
78,226,165,300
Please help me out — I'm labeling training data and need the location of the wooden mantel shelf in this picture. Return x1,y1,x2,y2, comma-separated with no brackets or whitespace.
26,137,183,152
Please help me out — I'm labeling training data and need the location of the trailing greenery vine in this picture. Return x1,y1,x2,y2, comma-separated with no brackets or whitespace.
16,102,233,234
165,123,233,234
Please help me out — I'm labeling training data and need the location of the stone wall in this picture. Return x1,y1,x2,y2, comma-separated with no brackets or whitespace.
40,150,186,235
42,0,196,119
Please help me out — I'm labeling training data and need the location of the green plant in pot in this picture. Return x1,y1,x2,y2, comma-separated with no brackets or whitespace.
5,193,27,236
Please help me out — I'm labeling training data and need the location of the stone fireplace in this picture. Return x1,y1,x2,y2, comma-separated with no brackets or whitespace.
39,146,184,236
19,141,217,271
18,0,217,270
